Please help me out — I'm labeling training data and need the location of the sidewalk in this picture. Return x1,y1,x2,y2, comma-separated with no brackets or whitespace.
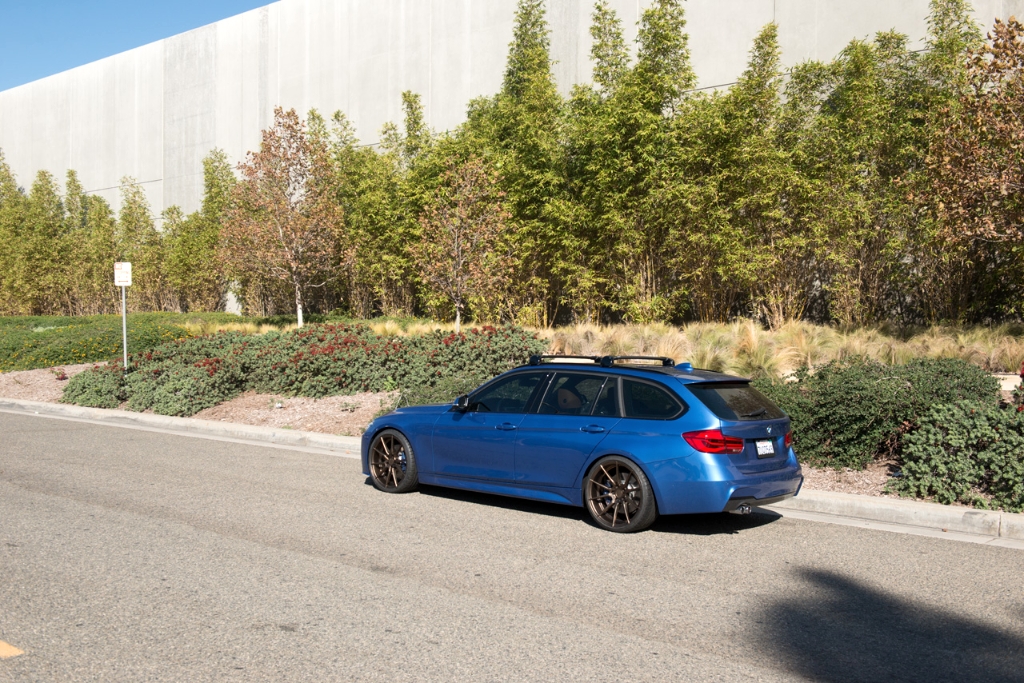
2,396,1022,547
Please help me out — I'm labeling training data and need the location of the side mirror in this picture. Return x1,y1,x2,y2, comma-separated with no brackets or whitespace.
454,394,470,412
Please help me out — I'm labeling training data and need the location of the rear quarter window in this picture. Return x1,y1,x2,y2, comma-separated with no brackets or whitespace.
622,379,685,420
686,382,786,421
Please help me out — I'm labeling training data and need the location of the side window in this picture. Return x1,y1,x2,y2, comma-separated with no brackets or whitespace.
537,373,608,416
592,378,620,417
622,379,684,420
470,373,545,413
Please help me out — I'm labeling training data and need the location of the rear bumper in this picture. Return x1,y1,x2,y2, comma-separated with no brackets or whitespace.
723,490,799,511
647,457,804,515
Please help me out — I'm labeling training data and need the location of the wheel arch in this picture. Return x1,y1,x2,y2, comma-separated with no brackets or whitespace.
578,451,661,514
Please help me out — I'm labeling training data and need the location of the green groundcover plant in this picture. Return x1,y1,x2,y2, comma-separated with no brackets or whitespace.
889,401,1024,512
753,357,1001,469
61,323,547,416
0,313,247,372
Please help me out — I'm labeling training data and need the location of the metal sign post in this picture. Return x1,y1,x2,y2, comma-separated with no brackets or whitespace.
114,262,132,371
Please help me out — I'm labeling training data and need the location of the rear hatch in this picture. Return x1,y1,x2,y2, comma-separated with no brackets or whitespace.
685,381,791,473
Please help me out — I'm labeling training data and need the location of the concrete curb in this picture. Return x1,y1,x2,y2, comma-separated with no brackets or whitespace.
0,398,362,457
768,489,1024,541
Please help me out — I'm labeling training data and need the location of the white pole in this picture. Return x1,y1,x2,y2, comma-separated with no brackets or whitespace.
121,285,128,371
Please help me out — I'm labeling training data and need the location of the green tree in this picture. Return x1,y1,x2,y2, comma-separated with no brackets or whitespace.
669,23,808,326
335,92,427,317
79,193,119,314
165,149,234,311
585,0,694,322
117,178,170,311
459,0,564,325
20,171,69,314
0,151,27,313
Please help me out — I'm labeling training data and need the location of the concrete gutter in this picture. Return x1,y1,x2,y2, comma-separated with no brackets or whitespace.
768,489,1024,542
2,397,1022,545
0,398,361,458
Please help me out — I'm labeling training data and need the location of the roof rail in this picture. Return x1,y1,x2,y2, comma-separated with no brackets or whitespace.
528,354,677,368
600,355,676,367
528,355,602,365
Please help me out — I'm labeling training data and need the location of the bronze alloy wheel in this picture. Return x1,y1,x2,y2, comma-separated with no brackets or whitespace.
369,429,418,493
585,456,657,532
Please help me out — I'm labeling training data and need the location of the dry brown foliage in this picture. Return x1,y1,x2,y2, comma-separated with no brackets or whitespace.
221,108,345,325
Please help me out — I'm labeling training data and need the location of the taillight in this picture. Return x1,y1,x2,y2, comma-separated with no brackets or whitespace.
683,430,744,454
784,432,792,448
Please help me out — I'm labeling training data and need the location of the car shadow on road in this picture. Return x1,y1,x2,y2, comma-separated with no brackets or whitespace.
753,568,1024,683
405,481,782,535
651,508,781,535
412,483,588,523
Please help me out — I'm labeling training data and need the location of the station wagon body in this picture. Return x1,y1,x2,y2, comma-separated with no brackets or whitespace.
361,356,803,532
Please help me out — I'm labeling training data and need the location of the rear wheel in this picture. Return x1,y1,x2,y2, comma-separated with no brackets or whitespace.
369,429,418,493
584,456,657,532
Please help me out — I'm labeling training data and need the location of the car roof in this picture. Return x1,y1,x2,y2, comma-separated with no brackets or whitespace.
513,361,747,384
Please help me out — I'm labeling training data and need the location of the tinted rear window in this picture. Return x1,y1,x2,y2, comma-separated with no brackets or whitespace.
687,382,785,421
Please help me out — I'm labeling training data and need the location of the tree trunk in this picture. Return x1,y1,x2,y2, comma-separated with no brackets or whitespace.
454,301,462,334
294,281,304,327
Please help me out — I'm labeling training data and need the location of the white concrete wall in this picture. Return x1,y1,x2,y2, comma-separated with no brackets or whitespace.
2,0,1022,219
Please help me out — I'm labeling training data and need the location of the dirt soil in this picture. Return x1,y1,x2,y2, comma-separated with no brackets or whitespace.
192,391,398,437
1,364,902,493
799,460,898,498
0,363,98,402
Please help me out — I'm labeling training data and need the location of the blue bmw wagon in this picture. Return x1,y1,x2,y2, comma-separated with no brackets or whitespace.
361,355,803,532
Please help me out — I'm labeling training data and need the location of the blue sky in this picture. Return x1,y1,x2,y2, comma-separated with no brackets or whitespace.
0,0,272,91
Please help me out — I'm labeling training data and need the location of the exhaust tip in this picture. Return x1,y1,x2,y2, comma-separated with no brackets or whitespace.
730,503,753,515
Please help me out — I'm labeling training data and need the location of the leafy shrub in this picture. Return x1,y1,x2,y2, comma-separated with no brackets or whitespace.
60,364,125,408
890,401,1024,512
62,323,547,414
753,357,1000,469
397,375,482,408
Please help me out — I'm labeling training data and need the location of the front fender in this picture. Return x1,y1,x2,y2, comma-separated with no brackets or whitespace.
361,416,442,475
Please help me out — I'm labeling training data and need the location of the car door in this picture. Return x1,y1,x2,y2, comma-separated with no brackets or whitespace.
514,373,622,488
431,371,550,481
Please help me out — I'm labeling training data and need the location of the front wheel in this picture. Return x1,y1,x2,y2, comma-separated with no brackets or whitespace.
369,429,418,493
584,456,657,532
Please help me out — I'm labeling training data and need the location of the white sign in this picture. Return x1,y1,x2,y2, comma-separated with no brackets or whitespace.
114,262,132,287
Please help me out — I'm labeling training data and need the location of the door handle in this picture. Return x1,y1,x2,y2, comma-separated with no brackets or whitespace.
581,425,606,433
496,422,518,431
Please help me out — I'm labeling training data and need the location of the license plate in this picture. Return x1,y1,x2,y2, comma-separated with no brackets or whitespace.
756,440,775,458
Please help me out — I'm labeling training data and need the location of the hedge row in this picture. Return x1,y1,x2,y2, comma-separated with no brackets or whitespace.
752,357,1001,470
62,323,547,415
752,357,1024,511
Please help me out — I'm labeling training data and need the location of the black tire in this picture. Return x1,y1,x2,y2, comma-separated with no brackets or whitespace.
583,456,657,532
368,429,418,493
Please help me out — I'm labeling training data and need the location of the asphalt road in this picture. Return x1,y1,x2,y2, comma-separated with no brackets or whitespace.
1,413,1023,682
